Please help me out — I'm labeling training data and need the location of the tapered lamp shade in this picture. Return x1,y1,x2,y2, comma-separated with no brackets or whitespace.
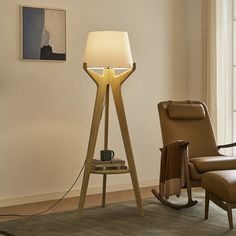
84,31,133,69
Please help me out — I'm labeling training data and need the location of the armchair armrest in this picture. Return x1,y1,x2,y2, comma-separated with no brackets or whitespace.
217,143,236,150
180,141,191,148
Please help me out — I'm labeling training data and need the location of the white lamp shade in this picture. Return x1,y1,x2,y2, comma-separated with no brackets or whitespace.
83,31,133,69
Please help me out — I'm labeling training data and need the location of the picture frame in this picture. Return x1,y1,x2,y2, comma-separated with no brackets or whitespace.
21,6,66,61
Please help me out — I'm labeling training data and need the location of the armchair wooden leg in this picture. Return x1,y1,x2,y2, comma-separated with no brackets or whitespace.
226,204,233,230
205,190,209,219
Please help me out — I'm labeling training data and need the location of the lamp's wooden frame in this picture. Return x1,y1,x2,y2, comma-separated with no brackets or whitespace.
78,63,144,217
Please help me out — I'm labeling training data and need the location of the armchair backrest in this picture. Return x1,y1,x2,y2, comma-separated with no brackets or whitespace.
158,101,220,159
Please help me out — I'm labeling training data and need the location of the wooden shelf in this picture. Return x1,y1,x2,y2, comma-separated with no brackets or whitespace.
90,169,130,175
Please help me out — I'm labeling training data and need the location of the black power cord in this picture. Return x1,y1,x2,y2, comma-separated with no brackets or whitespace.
0,161,86,218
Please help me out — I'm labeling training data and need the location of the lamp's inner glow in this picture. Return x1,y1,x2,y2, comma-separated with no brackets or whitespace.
83,31,133,69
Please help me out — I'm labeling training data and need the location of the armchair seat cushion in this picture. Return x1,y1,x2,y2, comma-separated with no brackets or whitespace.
190,156,236,173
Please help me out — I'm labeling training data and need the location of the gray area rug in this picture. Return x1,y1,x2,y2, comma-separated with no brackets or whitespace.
0,189,235,236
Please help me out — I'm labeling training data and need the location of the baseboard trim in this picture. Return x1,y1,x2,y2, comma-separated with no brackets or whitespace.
0,179,158,207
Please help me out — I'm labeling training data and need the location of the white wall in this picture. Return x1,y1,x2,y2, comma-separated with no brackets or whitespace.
186,0,204,100
0,0,188,206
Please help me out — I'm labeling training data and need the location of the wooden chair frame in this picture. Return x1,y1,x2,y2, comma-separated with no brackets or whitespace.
152,141,236,209
152,101,236,209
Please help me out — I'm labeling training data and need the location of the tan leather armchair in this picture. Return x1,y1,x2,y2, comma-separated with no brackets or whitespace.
152,101,236,209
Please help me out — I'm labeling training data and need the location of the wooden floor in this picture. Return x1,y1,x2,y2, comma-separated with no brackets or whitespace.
0,186,156,222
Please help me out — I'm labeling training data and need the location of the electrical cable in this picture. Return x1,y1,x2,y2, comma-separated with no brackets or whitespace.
0,161,86,218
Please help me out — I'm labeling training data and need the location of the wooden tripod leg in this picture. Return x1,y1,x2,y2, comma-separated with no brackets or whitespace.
111,82,144,217
102,174,107,207
78,84,107,218
102,86,109,208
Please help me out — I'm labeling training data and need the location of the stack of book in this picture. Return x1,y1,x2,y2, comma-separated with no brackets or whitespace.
92,158,127,171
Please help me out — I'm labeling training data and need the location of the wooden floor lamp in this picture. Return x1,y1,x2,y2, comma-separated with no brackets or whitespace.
78,31,144,217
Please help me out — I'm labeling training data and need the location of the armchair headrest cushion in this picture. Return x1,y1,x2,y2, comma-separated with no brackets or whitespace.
167,104,205,120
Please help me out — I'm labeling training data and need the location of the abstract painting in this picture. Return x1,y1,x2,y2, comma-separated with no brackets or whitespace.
21,6,66,61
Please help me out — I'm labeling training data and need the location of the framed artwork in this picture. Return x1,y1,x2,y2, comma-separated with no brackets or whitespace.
21,6,66,61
